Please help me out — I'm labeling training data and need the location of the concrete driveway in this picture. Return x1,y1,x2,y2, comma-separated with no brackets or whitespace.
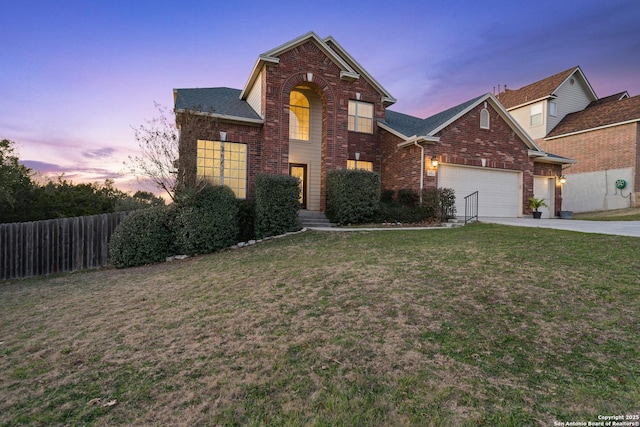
480,217,640,237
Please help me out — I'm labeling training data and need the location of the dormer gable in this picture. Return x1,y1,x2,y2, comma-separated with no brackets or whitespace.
497,66,597,110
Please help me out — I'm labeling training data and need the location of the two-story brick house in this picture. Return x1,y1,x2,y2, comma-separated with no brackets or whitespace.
174,32,570,218
497,66,640,212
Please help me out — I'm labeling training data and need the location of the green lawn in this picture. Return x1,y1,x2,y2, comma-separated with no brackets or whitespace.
1,224,639,426
573,207,640,221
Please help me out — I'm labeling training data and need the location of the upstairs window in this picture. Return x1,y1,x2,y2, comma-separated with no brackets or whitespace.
289,91,310,140
197,139,247,198
347,159,373,171
480,108,490,129
530,103,543,126
348,100,373,133
549,100,557,117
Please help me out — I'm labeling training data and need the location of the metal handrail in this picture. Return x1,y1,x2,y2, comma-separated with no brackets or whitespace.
464,191,479,224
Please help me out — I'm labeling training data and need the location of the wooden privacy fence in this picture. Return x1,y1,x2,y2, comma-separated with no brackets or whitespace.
0,212,128,280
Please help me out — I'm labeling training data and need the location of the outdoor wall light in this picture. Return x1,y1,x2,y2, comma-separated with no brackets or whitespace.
431,157,438,167
560,175,567,184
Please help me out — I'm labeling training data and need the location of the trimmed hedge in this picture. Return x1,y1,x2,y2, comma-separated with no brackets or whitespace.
254,174,301,239
326,169,380,225
378,188,457,223
175,185,239,255
109,206,177,268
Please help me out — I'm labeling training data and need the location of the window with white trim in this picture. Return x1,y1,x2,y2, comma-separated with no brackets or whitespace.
347,159,373,171
197,139,247,198
549,100,557,117
530,103,543,126
348,100,373,133
480,108,490,129
289,91,310,140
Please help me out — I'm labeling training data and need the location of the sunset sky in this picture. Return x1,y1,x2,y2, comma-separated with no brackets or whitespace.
2,0,639,195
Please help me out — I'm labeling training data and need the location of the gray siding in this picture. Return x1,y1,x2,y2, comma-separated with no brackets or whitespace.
548,77,593,132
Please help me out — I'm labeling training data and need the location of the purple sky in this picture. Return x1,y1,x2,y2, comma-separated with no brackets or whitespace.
2,0,639,195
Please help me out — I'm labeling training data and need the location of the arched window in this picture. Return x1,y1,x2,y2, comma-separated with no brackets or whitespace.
289,91,310,140
480,108,490,129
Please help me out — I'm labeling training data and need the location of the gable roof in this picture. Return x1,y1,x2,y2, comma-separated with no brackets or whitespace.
173,87,263,124
240,31,395,105
546,94,640,139
496,66,597,110
381,95,484,139
381,93,537,146
587,91,630,108
380,93,573,164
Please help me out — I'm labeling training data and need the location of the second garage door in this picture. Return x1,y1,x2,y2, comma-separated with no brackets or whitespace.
438,164,521,218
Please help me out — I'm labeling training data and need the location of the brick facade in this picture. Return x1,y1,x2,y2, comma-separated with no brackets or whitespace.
176,33,567,216
537,123,638,174
177,114,262,197
381,103,562,214
537,123,640,208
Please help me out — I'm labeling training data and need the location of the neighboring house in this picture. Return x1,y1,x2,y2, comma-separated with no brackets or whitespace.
174,31,570,218
497,66,640,212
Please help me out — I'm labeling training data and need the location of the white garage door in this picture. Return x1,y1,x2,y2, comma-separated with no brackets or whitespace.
438,164,521,218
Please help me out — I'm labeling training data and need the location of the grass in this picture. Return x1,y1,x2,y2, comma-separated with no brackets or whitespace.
573,207,640,221
1,224,639,426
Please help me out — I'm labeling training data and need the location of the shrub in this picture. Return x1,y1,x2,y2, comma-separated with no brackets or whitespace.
326,169,380,225
254,174,301,239
109,206,177,268
420,188,457,221
421,188,440,219
378,188,457,224
380,189,395,203
175,185,239,255
437,187,457,220
397,188,418,207
379,204,431,223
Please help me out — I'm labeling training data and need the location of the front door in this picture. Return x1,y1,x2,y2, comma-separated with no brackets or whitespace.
289,163,307,209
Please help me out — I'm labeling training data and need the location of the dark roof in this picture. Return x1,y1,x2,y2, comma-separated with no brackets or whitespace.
382,95,485,137
496,67,577,109
174,87,262,121
587,91,630,108
547,94,640,138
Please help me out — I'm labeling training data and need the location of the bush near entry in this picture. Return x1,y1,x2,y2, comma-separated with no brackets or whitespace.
254,174,301,239
326,169,381,225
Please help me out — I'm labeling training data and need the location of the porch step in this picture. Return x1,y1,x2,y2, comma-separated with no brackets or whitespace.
298,210,335,228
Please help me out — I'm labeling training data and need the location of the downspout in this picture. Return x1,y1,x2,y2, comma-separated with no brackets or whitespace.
414,140,424,205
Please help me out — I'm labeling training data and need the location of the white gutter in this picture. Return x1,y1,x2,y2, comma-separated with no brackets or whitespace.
544,118,640,140
414,140,425,205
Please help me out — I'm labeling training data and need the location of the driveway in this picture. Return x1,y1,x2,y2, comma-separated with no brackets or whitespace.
480,217,640,237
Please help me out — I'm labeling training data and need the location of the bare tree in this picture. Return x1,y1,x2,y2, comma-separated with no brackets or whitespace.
126,103,179,201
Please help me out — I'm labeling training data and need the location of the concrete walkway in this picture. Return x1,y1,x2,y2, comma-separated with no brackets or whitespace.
307,218,640,237
480,217,640,237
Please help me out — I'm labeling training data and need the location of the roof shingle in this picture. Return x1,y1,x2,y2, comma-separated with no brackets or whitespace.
546,95,640,138
382,95,484,137
496,67,577,109
174,87,262,121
